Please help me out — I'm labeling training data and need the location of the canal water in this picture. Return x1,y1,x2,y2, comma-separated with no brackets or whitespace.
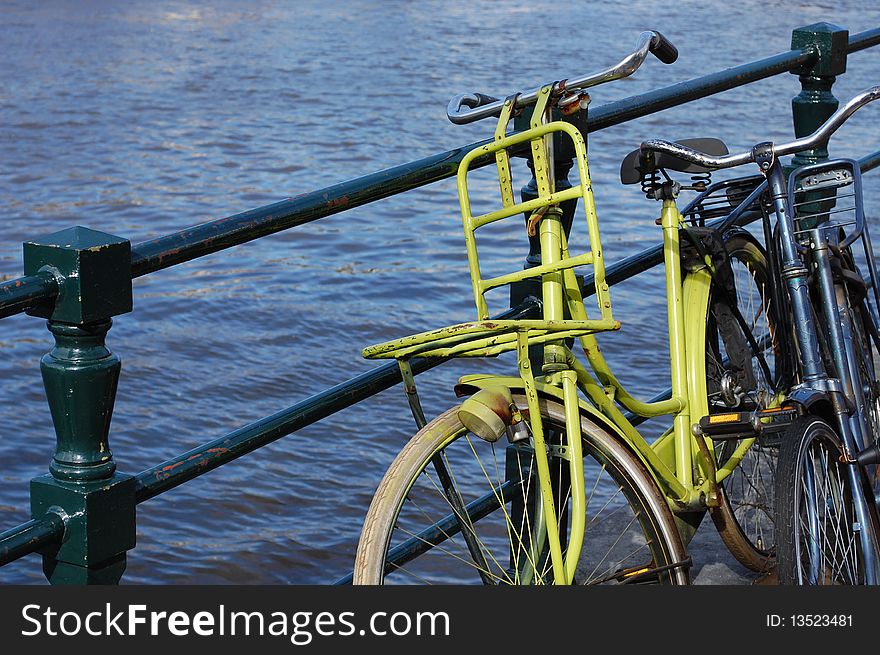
1,0,879,583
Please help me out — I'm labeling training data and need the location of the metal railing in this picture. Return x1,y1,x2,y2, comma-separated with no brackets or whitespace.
1,23,880,584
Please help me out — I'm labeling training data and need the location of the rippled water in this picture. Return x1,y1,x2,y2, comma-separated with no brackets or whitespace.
1,0,879,583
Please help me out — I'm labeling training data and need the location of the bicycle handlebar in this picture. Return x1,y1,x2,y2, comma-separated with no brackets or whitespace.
446,30,679,125
640,86,880,170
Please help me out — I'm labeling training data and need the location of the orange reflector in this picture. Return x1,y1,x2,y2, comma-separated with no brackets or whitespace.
708,413,740,424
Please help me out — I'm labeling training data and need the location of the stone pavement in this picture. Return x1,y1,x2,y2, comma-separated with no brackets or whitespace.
689,516,776,585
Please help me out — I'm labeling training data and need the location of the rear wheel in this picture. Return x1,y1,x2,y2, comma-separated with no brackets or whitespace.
850,301,880,443
840,244,880,448
704,233,780,572
354,395,689,585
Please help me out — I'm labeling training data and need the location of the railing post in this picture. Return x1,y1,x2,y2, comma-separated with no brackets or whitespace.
510,106,589,369
23,226,135,584
520,158,577,268
514,107,587,269
790,22,849,168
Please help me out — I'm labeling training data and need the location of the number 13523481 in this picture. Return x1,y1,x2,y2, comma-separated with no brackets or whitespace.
766,615,853,628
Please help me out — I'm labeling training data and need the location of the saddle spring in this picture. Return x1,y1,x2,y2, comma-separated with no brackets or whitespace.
689,170,712,191
640,169,662,198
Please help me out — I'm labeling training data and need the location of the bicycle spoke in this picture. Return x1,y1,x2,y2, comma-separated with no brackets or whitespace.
795,440,861,584
391,525,511,584
513,446,543,584
400,471,518,584
402,463,500,581
461,436,538,580
426,448,514,582
585,510,649,583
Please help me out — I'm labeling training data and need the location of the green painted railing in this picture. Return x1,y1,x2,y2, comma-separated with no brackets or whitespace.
1,23,880,584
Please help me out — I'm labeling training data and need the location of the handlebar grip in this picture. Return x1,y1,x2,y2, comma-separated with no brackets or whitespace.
471,92,500,108
649,31,678,65
446,92,502,124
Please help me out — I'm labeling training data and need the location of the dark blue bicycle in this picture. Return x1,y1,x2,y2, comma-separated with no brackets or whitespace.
644,86,880,584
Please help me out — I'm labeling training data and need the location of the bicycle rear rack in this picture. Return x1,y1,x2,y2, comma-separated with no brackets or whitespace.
789,158,880,326
681,175,768,227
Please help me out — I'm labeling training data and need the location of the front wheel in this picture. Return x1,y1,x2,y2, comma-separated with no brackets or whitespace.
354,395,689,585
775,416,880,584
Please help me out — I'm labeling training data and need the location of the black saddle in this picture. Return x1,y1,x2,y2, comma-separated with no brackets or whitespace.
619,138,729,185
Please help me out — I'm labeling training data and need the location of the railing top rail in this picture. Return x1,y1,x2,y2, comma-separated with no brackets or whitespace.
849,27,880,52
1,28,878,323
0,514,64,568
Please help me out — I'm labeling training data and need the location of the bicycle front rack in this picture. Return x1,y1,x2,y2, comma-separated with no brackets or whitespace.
363,87,619,362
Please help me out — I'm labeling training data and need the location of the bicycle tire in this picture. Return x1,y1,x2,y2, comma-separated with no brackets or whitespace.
704,232,780,572
840,247,880,446
775,416,880,584
354,395,689,585
851,303,880,440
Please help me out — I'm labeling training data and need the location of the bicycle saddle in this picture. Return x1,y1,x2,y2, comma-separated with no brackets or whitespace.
619,137,729,184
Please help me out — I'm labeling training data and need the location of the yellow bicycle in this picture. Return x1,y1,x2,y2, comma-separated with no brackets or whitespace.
354,32,781,584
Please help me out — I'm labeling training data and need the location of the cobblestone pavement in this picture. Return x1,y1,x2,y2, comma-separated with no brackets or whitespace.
689,517,776,585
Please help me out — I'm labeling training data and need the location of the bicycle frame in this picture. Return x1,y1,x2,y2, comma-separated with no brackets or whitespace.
526,204,757,482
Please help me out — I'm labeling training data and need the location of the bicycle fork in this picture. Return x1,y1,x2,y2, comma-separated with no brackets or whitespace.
515,207,587,585
764,153,880,583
